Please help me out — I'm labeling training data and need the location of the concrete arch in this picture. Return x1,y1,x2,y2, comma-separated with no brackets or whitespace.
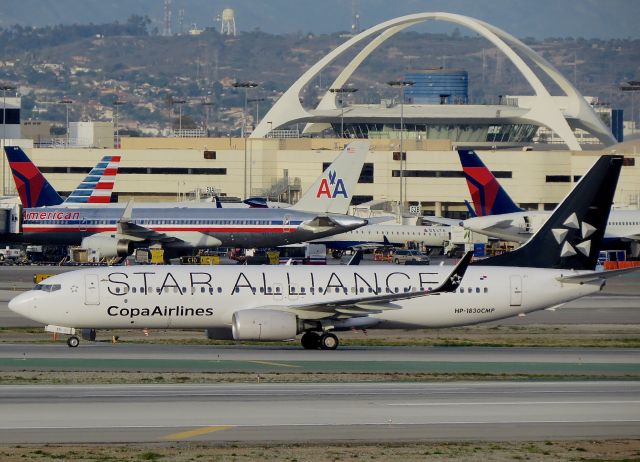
252,12,615,149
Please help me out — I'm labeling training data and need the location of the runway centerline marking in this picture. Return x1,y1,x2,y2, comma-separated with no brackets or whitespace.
161,425,235,440
246,360,301,368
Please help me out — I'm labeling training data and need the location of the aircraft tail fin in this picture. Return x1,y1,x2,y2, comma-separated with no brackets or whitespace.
475,155,623,270
4,146,64,207
64,155,120,204
458,149,521,216
290,141,369,214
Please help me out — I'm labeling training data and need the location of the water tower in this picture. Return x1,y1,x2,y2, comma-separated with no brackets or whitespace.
220,8,236,36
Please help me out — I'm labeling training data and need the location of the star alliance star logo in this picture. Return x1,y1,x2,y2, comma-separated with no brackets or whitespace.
70,284,79,293
450,274,462,285
552,212,596,258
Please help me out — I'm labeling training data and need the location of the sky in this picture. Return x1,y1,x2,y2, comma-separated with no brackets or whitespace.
0,0,638,39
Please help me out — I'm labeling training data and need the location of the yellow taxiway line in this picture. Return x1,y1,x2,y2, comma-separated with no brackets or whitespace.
161,425,235,440
246,360,301,368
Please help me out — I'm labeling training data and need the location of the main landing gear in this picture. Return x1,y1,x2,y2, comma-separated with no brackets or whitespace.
66,336,80,348
300,331,339,350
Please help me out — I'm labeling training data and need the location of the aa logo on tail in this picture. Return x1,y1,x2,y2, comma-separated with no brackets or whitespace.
316,170,348,198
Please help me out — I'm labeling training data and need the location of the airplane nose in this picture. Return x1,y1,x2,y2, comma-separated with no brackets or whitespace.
8,292,33,316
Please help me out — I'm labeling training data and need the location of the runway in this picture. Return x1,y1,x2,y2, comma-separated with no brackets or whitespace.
1,343,638,375
0,381,638,443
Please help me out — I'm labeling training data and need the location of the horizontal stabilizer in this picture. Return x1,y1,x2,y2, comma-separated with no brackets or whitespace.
422,216,460,226
556,266,640,284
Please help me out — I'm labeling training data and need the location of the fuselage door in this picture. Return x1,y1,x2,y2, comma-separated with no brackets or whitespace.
283,214,291,233
509,275,522,306
84,274,100,305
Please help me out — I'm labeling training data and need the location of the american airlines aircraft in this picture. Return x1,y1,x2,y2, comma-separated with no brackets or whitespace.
458,150,640,254
9,155,635,350
4,143,369,258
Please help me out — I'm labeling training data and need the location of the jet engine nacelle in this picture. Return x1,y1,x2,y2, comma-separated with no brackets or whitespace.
232,309,299,341
80,234,133,258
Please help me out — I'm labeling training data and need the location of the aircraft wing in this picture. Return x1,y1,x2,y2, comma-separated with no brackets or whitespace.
117,220,181,243
422,216,460,226
116,202,222,247
288,252,473,318
556,266,640,284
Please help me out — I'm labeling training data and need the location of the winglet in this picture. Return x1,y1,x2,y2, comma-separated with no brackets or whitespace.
464,200,477,218
431,251,473,293
290,140,369,214
4,146,64,207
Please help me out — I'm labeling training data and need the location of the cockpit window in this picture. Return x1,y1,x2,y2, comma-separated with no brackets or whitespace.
34,283,62,292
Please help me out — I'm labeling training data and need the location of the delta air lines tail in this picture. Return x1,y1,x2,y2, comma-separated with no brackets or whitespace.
5,146,63,207
458,149,521,216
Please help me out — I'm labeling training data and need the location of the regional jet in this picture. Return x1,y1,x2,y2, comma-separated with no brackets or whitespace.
457,150,640,254
10,155,636,349
4,142,369,258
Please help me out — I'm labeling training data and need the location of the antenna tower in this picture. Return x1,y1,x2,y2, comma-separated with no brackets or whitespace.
163,0,173,36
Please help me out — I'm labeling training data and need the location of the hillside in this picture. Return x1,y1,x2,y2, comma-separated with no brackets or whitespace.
0,20,638,135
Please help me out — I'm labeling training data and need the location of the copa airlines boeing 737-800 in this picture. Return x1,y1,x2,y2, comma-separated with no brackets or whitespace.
4,142,370,258
9,155,635,350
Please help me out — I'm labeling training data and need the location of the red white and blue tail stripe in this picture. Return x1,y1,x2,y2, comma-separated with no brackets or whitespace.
64,156,120,204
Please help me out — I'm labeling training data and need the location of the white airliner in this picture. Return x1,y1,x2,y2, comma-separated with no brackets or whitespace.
456,150,640,255
5,142,370,258
9,155,636,350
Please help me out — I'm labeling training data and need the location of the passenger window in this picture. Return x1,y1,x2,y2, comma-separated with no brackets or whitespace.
484,287,488,293
476,287,480,293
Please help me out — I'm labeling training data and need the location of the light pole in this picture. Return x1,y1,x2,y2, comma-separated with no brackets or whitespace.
387,80,414,220
621,80,640,136
200,99,214,136
1,84,16,196
58,98,73,147
248,97,265,128
170,98,186,135
113,100,126,148
329,87,358,138
233,81,259,199
247,97,265,196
